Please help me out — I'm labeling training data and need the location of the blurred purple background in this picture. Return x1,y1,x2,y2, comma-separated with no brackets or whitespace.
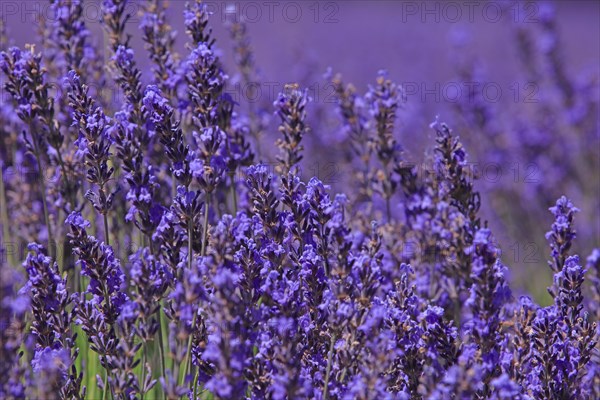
4,1,598,125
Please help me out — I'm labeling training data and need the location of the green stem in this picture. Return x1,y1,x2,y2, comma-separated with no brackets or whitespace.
31,136,54,259
141,346,147,400
102,367,108,400
180,195,211,389
188,204,194,259
193,369,200,399
201,195,211,257
103,213,110,246
171,177,176,202
453,296,462,328
101,285,113,398
54,149,76,278
55,150,74,207
180,210,196,387
149,237,155,258
180,312,197,387
87,347,99,399
157,306,167,381
323,334,336,400
73,325,88,396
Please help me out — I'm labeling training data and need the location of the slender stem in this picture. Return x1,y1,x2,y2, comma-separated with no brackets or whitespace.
230,172,238,215
453,296,462,328
323,334,336,400
147,229,161,386
188,215,193,262
55,150,74,207
193,368,200,399
87,346,99,399
54,149,75,278
339,330,355,383
103,213,110,246
141,346,147,400
180,312,197,387
150,239,156,259
157,308,167,378
180,212,196,387
31,135,54,259
180,195,211,389
110,381,116,400
171,177,176,203
101,283,113,398
102,367,108,400
73,325,88,397
201,195,211,257
117,220,125,260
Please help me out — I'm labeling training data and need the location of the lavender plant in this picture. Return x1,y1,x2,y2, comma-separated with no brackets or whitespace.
0,1,597,399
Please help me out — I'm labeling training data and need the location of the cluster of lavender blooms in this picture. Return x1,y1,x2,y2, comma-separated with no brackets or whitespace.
0,1,598,399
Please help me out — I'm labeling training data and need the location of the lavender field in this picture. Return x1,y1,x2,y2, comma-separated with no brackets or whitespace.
0,1,599,399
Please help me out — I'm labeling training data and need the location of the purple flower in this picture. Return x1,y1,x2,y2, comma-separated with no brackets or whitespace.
65,210,91,230
113,45,134,68
274,86,311,174
143,85,173,128
32,347,70,374
184,0,215,46
491,373,522,399
101,0,118,15
546,196,579,274
67,212,127,322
